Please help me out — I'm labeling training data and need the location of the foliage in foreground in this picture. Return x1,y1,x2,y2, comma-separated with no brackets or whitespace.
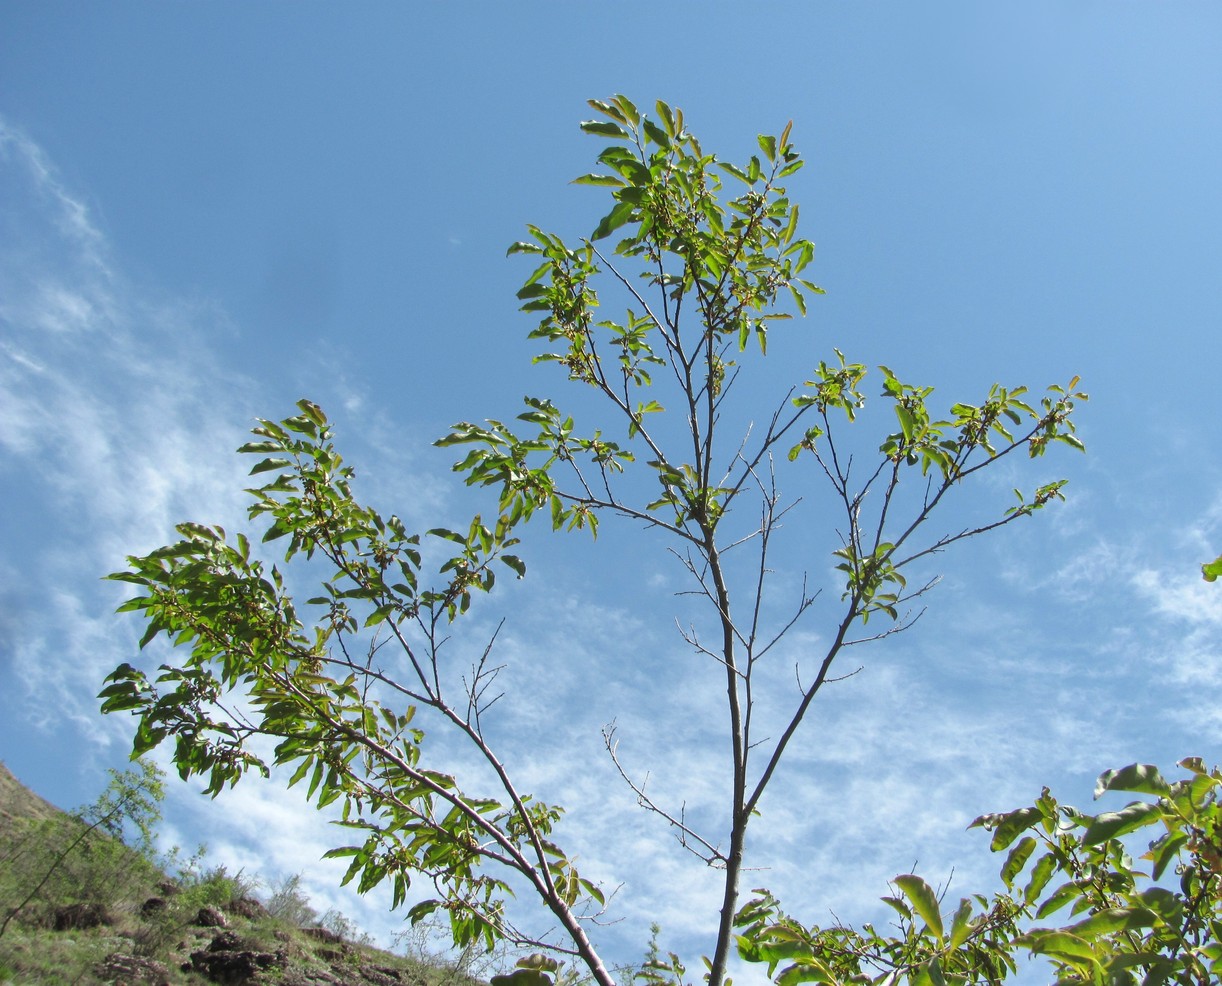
734,758,1222,986
100,96,1088,986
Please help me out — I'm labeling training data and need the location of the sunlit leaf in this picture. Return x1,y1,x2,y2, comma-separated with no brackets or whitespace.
893,874,943,939
1094,763,1170,798
1081,800,1162,846
580,120,629,139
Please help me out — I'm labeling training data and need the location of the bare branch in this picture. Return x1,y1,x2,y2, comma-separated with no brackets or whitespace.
602,723,725,865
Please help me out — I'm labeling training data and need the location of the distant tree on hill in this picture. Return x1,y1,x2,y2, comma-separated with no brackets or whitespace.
0,758,163,938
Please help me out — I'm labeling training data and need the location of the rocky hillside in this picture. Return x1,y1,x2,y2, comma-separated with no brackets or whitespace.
0,761,481,986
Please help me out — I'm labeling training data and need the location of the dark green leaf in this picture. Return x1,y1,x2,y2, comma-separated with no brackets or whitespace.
249,457,292,476
572,173,627,187
642,118,670,148
580,120,629,139
1036,881,1084,919
974,806,1042,851
1066,907,1158,938
1094,763,1170,798
1001,836,1036,888
1081,800,1162,846
592,200,636,241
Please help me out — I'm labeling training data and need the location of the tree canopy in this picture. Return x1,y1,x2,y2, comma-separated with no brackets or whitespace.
98,96,1115,986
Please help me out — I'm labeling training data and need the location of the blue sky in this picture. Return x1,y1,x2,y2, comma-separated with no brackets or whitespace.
2,4,1221,981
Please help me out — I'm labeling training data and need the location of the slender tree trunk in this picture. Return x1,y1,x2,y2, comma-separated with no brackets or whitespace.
708,814,747,986
705,540,746,986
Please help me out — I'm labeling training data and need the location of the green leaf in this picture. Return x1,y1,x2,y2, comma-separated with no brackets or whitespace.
947,897,974,950
1203,553,1222,582
1081,800,1162,846
1066,907,1158,938
717,161,751,184
364,605,394,629
249,457,292,475
881,895,911,921
610,95,640,125
655,100,676,137
284,414,318,438
1001,835,1036,888
893,874,943,939
642,118,670,148
586,98,626,124
298,399,326,426
1094,763,1170,798
572,173,627,187
580,120,629,139
491,970,553,986
776,960,835,986
788,283,806,316
1020,929,1097,962
1025,852,1057,903
973,805,1042,851
1036,881,1084,919
592,200,635,241
427,528,466,544
1147,832,1188,880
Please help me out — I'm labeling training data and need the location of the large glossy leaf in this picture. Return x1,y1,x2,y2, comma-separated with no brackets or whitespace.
1094,763,1170,798
591,200,635,241
1066,907,1158,938
972,806,1042,851
894,874,943,939
1081,800,1162,846
579,120,629,139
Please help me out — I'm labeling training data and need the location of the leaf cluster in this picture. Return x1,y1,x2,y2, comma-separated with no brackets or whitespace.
101,401,599,954
734,758,1222,985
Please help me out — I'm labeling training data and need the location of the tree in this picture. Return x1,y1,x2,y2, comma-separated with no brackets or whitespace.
0,758,164,938
99,96,1086,986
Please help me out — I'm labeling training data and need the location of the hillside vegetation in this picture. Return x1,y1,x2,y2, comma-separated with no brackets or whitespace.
0,760,486,986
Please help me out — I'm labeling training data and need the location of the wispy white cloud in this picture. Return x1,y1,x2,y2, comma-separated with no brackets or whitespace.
0,137,117,352
0,121,258,747
1131,568,1222,627
0,118,454,952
